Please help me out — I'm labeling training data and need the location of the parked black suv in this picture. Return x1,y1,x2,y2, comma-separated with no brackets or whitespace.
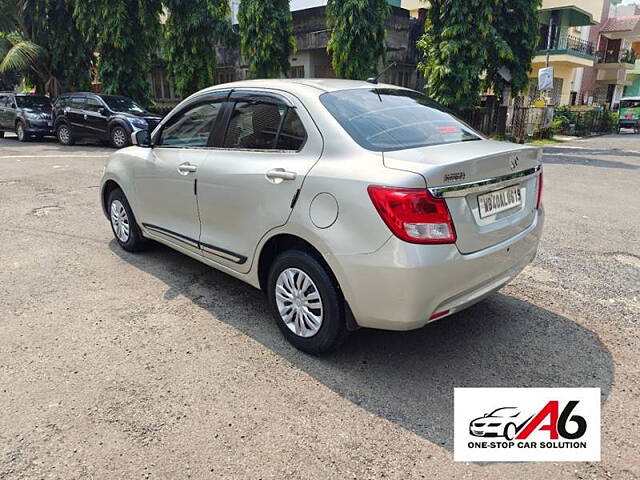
0,92,54,141
53,92,162,148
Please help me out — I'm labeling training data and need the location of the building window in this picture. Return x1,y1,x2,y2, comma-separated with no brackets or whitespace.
151,67,177,101
216,68,235,85
290,66,305,78
386,67,412,88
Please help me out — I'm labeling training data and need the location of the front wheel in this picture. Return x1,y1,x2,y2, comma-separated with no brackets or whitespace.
267,250,348,354
16,122,28,142
107,188,149,252
111,126,130,149
56,124,74,145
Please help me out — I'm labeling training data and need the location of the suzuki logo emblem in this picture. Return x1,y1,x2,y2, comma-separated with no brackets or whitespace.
510,156,519,171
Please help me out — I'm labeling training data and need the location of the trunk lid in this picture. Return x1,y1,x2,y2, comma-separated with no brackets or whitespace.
383,140,541,254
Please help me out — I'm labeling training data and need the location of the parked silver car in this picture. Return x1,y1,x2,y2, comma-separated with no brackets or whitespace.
100,79,544,353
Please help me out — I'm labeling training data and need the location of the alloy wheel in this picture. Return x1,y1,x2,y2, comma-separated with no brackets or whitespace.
17,123,25,141
58,126,70,144
275,268,323,338
110,199,130,242
112,128,127,148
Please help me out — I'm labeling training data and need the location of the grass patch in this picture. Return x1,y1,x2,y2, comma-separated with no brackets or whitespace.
527,137,567,146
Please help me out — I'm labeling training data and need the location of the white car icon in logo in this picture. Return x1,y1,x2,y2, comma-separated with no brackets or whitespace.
469,407,533,440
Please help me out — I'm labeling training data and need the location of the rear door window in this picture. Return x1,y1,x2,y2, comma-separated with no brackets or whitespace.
320,88,481,152
222,99,307,151
223,101,283,149
85,97,104,112
276,108,306,150
70,97,86,109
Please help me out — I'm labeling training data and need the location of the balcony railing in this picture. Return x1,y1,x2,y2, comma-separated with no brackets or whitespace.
596,49,637,65
537,34,595,57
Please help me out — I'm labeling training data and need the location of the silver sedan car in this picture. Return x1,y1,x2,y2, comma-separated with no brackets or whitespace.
100,79,544,354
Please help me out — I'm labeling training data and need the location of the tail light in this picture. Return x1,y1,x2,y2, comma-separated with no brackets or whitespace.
536,170,543,209
367,186,456,244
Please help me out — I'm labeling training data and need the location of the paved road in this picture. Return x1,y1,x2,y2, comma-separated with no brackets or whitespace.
0,133,638,479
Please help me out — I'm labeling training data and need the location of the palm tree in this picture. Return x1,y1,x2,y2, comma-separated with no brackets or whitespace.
0,0,89,97
0,32,62,94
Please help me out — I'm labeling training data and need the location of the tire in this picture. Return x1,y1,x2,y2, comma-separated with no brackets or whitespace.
107,188,149,252
56,124,74,145
267,250,348,354
16,121,28,142
111,125,130,149
504,423,516,441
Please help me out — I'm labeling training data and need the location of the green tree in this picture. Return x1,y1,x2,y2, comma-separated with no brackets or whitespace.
326,0,390,79
238,0,296,78
73,0,163,105
417,0,510,110
0,0,91,96
483,0,541,98
163,0,234,98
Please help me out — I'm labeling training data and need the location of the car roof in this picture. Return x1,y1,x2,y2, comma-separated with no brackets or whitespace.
200,78,407,96
621,96,640,101
0,92,46,96
59,92,96,97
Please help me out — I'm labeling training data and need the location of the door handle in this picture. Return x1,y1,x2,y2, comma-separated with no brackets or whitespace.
84,114,87,120
177,163,198,175
266,168,297,182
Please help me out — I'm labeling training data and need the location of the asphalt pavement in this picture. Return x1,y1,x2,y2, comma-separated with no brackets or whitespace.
0,133,638,479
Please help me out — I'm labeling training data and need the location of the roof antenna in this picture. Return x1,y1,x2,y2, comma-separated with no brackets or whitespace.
366,62,397,84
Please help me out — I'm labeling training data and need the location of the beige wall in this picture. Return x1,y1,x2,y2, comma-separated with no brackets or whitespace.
540,0,602,24
530,63,579,105
401,0,428,17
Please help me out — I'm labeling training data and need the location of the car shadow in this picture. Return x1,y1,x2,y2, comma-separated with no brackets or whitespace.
109,241,614,452
1,133,110,148
544,146,640,159
542,146,640,171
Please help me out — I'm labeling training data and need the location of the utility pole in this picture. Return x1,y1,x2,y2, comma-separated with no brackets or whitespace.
546,15,554,68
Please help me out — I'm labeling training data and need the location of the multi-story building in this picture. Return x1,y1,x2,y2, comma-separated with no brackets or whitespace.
400,0,427,18
593,11,640,105
567,1,640,107
152,1,425,105
530,0,603,105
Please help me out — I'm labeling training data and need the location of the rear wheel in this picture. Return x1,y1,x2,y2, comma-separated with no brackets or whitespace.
56,124,74,145
107,188,149,252
267,250,348,354
16,121,28,142
111,126,130,148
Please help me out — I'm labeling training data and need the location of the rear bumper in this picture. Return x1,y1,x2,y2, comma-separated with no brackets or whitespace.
330,209,544,331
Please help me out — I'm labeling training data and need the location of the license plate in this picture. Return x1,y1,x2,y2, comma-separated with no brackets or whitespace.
478,185,522,218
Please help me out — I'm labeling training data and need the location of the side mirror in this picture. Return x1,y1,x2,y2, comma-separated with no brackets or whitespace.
11,103,17,109
132,129,152,148
98,107,108,116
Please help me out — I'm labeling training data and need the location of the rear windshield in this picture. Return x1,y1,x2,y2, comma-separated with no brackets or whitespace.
16,95,51,109
320,88,482,152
